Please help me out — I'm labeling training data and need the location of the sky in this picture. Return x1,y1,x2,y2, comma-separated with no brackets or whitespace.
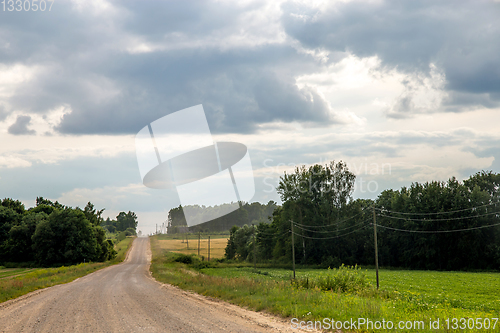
1,0,500,235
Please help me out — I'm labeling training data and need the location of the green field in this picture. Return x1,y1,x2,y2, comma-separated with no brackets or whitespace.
150,235,500,332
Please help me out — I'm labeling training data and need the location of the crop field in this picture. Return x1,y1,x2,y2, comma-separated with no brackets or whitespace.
157,236,228,259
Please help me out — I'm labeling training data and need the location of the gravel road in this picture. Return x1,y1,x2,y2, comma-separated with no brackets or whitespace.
0,237,312,333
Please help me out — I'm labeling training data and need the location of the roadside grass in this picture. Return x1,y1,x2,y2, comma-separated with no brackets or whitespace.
0,236,135,303
0,268,37,279
150,235,500,332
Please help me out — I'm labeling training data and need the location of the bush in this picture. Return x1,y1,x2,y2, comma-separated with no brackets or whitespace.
116,231,127,242
124,227,137,236
295,264,371,293
193,261,219,269
173,253,199,265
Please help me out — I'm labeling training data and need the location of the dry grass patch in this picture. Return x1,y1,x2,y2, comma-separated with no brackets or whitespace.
158,237,228,259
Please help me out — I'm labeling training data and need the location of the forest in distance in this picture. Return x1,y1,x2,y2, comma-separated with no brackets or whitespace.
0,197,138,267
167,201,278,233
170,161,500,272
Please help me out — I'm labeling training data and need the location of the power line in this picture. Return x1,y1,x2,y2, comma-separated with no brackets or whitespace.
292,218,371,234
377,210,500,222
374,201,497,216
290,209,368,228
257,229,291,236
292,224,369,240
373,221,500,233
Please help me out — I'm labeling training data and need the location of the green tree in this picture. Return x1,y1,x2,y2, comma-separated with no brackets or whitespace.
275,160,357,265
32,208,97,266
35,197,65,209
224,225,254,261
5,212,47,262
1,198,25,215
116,211,138,232
84,202,104,226
0,205,21,261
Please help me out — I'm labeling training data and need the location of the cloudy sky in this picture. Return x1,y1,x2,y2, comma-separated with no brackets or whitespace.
1,0,499,234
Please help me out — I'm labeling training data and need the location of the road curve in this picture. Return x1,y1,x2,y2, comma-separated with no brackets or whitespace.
0,237,307,333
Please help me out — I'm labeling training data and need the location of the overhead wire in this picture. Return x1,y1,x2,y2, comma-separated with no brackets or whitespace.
374,201,497,216
292,218,372,234
292,224,370,240
373,221,500,233
290,208,369,228
376,210,500,222
256,229,291,236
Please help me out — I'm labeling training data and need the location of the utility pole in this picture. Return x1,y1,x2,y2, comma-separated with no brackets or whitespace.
291,220,295,279
186,233,189,249
198,232,201,256
373,206,379,289
253,224,256,270
208,236,211,261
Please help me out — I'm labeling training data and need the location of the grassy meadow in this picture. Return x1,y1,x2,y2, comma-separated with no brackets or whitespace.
0,236,135,303
150,235,500,332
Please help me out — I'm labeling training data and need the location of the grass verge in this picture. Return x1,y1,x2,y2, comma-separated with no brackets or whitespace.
150,235,500,332
0,236,135,303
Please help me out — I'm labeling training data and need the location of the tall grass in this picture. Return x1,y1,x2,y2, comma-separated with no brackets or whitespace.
0,237,135,303
293,265,371,293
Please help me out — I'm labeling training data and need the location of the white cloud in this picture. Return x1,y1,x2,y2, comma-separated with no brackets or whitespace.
0,132,135,167
0,63,41,99
385,64,447,118
0,155,32,168
57,183,151,209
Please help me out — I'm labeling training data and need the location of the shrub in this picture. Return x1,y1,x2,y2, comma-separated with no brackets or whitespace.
173,253,199,265
116,231,127,242
295,264,371,293
124,227,137,236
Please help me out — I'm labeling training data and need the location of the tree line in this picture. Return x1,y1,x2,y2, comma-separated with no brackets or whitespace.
225,162,500,271
101,211,139,237
0,197,137,266
167,201,278,233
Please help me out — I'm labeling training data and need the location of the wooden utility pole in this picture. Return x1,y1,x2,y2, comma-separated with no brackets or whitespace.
253,224,256,270
291,220,295,279
208,236,211,261
373,206,379,289
198,232,201,256
186,233,189,249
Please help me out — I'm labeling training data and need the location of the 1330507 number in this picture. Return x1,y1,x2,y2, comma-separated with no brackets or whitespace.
1,0,54,11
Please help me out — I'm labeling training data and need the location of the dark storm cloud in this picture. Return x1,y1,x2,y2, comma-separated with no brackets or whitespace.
8,115,35,135
1,0,336,135
281,0,500,113
53,45,335,134
2,0,500,134
116,0,245,40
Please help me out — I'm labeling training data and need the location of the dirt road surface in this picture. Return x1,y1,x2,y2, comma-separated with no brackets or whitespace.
0,237,314,333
